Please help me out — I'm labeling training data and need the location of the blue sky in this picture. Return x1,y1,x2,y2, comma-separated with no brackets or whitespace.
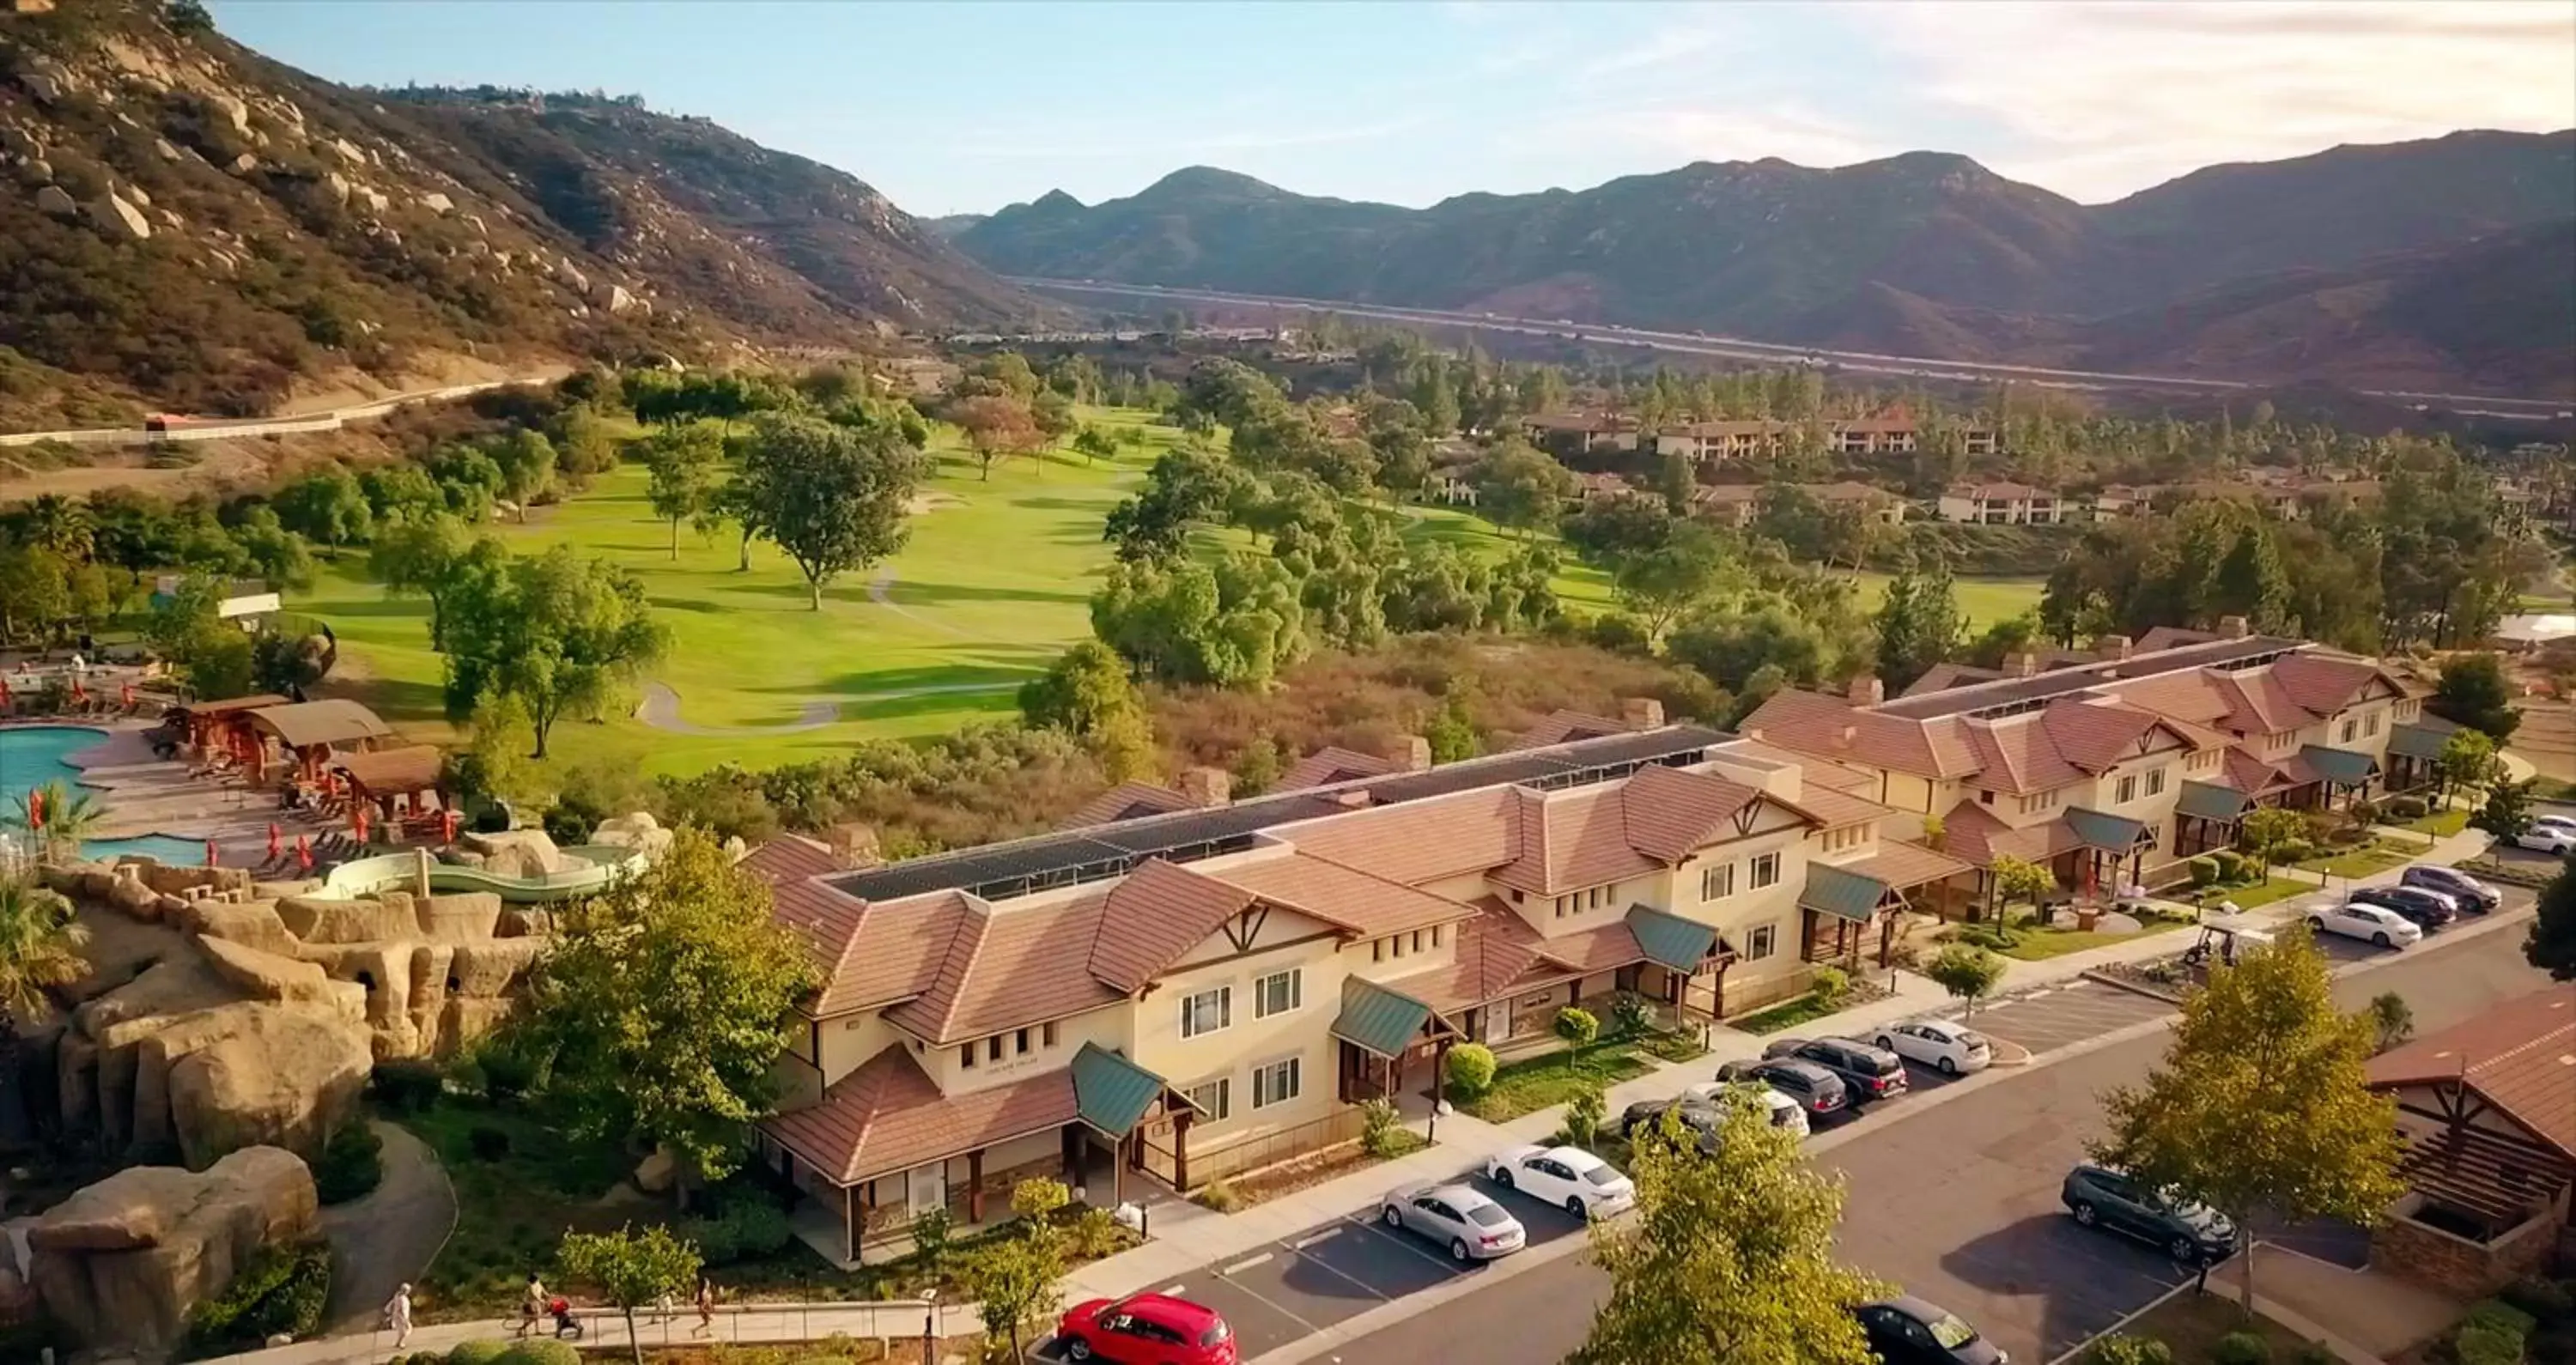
212,2,2576,217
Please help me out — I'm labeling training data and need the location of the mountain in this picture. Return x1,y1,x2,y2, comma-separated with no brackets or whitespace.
955,132,2576,395
0,1,1038,427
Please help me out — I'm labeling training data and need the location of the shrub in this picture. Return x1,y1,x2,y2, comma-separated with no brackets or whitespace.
1564,1083,1607,1150
369,1059,445,1114
471,1035,544,1101
2499,1276,2573,1324
1955,923,2015,951
2271,838,2315,864
1811,966,1850,1004
2210,850,2248,882
2387,795,2431,820
1194,1180,1240,1213
494,1342,582,1365
2080,1334,2174,1365
314,1120,385,1204
1359,1098,1405,1158
2452,1325,2524,1365
185,1239,331,1353
1609,990,1654,1038
2188,856,2221,888
907,1206,953,1268
689,1199,794,1266
448,1344,513,1365
1444,1041,1498,1098
468,1125,513,1161
2211,1331,2272,1365
1067,1206,1127,1259
540,803,592,847
2465,1300,2538,1340
2290,1345,2338,1365
1554,1006,1600,1051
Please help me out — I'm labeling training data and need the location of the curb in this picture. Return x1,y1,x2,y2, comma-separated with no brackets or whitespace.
2081,968,2188,1004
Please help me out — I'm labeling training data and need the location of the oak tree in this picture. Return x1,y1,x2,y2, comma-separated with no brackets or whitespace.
557,1224,703,1365
732,412,923,610
438,544,666,757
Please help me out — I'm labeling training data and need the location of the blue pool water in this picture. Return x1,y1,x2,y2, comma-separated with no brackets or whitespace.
2,724,208,864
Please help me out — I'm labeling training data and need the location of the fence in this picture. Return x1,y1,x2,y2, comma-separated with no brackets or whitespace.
1139,1106,1372,1192
198,1301,985,1365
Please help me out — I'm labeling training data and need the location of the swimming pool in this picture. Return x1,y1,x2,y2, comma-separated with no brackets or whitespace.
1,724,208,865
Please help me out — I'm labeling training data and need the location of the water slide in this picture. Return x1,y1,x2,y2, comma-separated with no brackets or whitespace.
313,844,648,903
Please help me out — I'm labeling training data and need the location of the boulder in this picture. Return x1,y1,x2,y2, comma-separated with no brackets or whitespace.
590,280,636,313
27,1146,317,1354
464,828,562,878
165,1006,370,1168
320,169,350,203
419,191,453,214
327,136,363,165
225,152,257,176
273,893,418,944
154,136,183,162
104,875,162,921
35,183,75,216
197,936,338,1007
185,901,301,956
15,57,66,105
352,185,388,214
418,891,501,942
633,1149,677,1194
199,91,252,137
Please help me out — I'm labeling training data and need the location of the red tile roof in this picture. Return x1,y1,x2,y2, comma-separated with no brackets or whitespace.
1618,764,1770,862
1084,859,1259,994
1200,852,1474,938
1276,746,1396,792
1285,787,1521,886
1795,783,1892,829
2270,652,2400,715
2040,702,2197,772
1504,708,1637,752
1493,785,1664,894
1937,803,2082,869
1412,898,1648,1011
745,840,970,1017
1057,781,1194,830
882,894,1127,1044
764,1044,1079,1186
1847,840,1975,890
1961,719,2085,795
2368,989,2576,1162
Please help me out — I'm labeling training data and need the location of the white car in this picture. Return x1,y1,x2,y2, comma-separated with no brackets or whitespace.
1675,1081,1811,1138
1485,1144,1637,1220
1874,1020,1995,1077
2513,816,2576,855
2309,901,2424,949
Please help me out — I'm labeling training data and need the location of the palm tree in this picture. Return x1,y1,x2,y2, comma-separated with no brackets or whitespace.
0,874,88,1033
9,780,106,862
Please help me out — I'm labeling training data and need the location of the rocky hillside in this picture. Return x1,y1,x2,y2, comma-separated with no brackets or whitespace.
0,1,1037,428
956,132,2576,395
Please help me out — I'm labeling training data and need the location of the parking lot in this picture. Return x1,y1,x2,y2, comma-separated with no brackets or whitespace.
1960,978,2177,1056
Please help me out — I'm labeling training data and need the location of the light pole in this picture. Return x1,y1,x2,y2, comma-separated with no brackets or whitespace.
921,1285,938,1362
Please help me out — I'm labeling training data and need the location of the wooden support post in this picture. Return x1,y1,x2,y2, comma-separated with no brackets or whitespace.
967,1149,984,1224
844,1183,860,1266
1173,1110,1192,1192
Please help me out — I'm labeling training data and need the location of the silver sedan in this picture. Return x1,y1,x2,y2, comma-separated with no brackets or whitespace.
1379,1180,1527,1261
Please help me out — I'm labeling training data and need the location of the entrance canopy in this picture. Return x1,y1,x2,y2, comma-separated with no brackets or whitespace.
1330,976,1456,1060
2063,806,2152,852
2298,745,2379,787
2176,780,2251,823
2385,720,2459,764
1799,864,1899,923
332,744,445,799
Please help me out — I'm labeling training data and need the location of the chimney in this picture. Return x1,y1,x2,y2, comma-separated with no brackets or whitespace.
2218,616,2250,640
1619,696,1666,729
2003,652,2039,678
1175,766,1232,808
1847,675,1884,707
1330,789,1372,810
826,822,882,870
1381,733,1432,773
2097,634,2134,662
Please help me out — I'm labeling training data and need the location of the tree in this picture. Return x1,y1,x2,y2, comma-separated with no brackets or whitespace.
0,544,72,646
1103,444,1240,565
0,875,89,1031
439,545,666,757
1470,440,1578,538
1989,854,2057,920
1030,389,1078,448
1444,1041,1498,1098
2470,777,2534,844
9,780,106,862
2366,992,2414,1053
517,828,818,1190
1564,1081,1607,1150
1572,1087,1884,1365
732,412,923,610
1924,943,2006,1017
2237,806,2308,882
1070,424,1124,466
164,0,216,35
2435,729,2498,802
949,394,1039,481
641,423,725,560
1612,521,1738,646
489,429,559,523
272,469,372,552
2427,653,2522,743
1090,555,1304,689
958,1216,1065,1361
2092,925,2403,1317
1019,642,1157,782
2528,862,2576,981
1554,1005,1600,1053
230,507,315,590
557,1225,702,1365
368,514,482,650
1874,556,1967,693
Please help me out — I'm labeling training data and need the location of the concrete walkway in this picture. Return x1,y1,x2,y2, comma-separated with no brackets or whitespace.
201,827,2497,1365
319,1122,459,1334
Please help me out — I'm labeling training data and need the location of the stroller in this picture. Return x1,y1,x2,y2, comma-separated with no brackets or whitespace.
550,1297,585,1339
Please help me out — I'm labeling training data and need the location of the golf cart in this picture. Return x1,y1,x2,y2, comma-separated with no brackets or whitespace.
2182,909,2274,968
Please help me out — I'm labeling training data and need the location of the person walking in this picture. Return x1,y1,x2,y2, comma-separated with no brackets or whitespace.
694,1277,714,1338
383,1283,414,1350
518,1272,547,1338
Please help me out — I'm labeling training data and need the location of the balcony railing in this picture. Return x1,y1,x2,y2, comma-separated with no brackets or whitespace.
1138,1106,1372,1192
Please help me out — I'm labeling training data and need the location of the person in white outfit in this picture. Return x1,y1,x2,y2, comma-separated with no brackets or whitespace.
385,1283,414,1349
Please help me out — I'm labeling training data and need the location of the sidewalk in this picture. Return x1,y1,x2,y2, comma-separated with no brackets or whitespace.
205,828,2494,1365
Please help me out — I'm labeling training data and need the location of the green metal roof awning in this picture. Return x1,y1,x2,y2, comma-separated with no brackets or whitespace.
2176,780,2252,823
1626,903,1724,968
2299,745,2380,786
1070,1041,1172,1136
2386,719,2460,763
1798,864,1892,924
1331,977,1446,1060
2064,807,2151,852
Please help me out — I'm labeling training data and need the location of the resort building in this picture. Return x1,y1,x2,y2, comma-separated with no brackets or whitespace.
1935,482,2067,525
742,722,1965,1260
1739,625,2443,901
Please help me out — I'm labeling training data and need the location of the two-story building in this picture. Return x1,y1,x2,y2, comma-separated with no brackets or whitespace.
1741,626,2433,904
741,724,1964,1262
1522,411,1642,457
1935,482,2066,525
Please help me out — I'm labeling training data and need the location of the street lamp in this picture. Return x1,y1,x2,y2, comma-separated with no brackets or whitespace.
921,1285,939,1361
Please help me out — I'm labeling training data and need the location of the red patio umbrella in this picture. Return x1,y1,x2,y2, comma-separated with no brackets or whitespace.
121,682,136,711
295,834,314,872
204,838,220,868
352,805,370,845
1,676,14,709
267,822,283,862
26,786,43,830
440,808,459,843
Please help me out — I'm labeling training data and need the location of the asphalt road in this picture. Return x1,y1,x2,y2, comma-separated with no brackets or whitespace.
1301,904,2549,1365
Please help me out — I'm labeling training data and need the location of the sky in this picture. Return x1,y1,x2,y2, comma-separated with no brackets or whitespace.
211,1,2576,217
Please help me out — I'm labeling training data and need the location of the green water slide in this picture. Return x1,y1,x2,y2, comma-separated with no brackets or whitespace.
315,844,648,903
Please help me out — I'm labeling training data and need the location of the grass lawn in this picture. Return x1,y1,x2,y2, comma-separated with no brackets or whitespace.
300,409,1182,780
2402,807,2470,837
1851,570,2046,628
1986,918,2188,962
1731,992,1842,1036
2199,875,2316,912
2295,839,2419,879
2119,1288,2322,1363
1450,1040,1659,1121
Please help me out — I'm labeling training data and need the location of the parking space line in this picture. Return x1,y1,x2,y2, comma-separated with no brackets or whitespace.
1291,1228,1338,1250
1278,1234,1401,1301
1206,1271,1334,1335
1160,1283,1186,1295
1348,1212,1474,1273
1227,1253,1275,1273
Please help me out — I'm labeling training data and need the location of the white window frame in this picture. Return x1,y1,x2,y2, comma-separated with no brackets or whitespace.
1185,1077,1231,1123
2146,767,2166,797
1253,968,1302,1020
1251,1055,1302,1110
1179,985,1232,1040
2117,775,2138,804
1748,852,1781,890
2340,719,2357,743
1746,924,1777,961
1701,862,1735,901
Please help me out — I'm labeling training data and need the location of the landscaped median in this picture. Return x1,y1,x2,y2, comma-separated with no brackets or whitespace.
1444,1028,1708,1121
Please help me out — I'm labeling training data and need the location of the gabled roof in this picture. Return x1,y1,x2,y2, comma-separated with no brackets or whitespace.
763,1043,1078,1186
2368,990,2576,1162
1903,662,2008,697
1057,780,1194,830
2387,717,2462,762
1198,852,1475,938
1801,864,1891,923
2298,744,2379,786
1505,708,1638,752
2177,780,2252,822
1626,904,1722,969
248,699,395,749
1618,764,1771,862
1084,859,1258,994
2039,702,2200,772
1287,786,1522,886
1330,976,1446,1060
1493,785,1663,895
1070,1041,1181,1135
1938,803,2083,870
2271,652,2403,715
1277,746,1396,792
2063,807,2151,852
744,841,974,1018
883,893,1125,1045
1846,841,1973,891
1961,718,2085,795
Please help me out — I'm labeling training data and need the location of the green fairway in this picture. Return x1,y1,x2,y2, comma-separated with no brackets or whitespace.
301,410,1177,778
1851,570,2044,628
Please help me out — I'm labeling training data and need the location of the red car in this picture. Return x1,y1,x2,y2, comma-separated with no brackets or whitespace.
1056,1292,1237,1364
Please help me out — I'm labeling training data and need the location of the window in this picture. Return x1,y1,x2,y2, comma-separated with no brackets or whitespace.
1254,968,1302,1019
1749,852,1780,889
1185,1077,1231,1123
1373,938,1385,962
2340,719,2357,743
1701,863,1735,901
1746,924,1777,961
2117,775,2138,803
987,1035,1004,1062
1015,1028,1030,1056
1553,895,1568,919
1042,1021,1057,1048
1978,789,1995,804
2366,713,2381,737
1180,986,1232,1040
1431,924,1443,948
1411,930,1425,953
2146,768,2166,797
959,1042,975,1070
1251,1056,1302,1109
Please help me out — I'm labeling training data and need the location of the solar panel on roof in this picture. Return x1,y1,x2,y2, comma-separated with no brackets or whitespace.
825,724,1732,903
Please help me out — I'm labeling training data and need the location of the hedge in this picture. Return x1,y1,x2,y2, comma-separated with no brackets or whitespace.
315,1120,385,1204
184,1239,331,1355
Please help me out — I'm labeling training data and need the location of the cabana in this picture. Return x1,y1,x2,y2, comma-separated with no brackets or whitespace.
171,695,289,762
246,699,396,784
331,745,451,835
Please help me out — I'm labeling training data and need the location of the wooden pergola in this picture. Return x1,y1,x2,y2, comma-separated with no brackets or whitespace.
331,744,448,827
246,699,396,783
172,695,289,761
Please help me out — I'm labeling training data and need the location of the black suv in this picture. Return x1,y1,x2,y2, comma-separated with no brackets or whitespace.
1715,1057,1847,1117
2348,885,2457,931
2061,1162,2236,1265
2400,864,2499,913
1763,1036,1909,1104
